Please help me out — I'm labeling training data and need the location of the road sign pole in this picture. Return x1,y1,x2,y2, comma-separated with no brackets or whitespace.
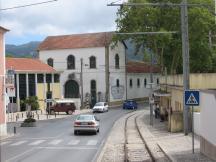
192,105,194,154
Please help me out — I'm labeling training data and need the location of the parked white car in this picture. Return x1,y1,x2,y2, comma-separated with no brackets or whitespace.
92,102,109,113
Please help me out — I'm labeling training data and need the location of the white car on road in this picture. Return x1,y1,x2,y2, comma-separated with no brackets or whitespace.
92,102,109,113
74,114,100,135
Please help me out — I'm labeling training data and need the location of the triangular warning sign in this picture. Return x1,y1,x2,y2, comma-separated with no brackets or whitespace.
186,93,198,105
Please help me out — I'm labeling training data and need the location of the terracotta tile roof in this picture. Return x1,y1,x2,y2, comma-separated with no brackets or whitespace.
126,61,161,73
38,32,114,51
0,26,9,32
6,58,56,73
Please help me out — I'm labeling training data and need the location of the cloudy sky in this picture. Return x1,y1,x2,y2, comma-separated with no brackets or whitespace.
0,0,119,45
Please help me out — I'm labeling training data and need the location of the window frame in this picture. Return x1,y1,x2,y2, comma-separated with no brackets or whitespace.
89,56,96,69
67,55,75,69
47,58,54,67
115,54,120,69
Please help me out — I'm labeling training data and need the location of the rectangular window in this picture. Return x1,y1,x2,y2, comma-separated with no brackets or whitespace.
46,74,52,83
19,74,26,100
28,74,36,96
137,78,140,87
37,74,44,83
129,79,133,87
54,74,60,83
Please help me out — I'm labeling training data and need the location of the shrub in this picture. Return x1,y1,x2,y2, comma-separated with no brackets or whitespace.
23,118,36,123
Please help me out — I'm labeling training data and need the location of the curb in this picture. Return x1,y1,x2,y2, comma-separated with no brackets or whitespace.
157,143,175,162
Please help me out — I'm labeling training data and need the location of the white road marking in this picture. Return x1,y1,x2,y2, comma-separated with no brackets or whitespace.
10,141,27,146
36,146,97,150
0,141,11,145
29,140,46,146
86,140,97,146
67,140,80,145
48,139,62,145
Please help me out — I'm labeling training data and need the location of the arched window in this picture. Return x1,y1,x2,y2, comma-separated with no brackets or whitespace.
89,56,96,69
115,54,119,69
144,78,147,87
116,79,120,87
157,78,159,85
67,55,75,69
47,58,53,67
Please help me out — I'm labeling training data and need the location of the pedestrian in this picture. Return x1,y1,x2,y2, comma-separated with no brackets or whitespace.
156,104,160,118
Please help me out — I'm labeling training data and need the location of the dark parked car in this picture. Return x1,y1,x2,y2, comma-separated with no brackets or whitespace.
123,100,138,109
47,99,76,115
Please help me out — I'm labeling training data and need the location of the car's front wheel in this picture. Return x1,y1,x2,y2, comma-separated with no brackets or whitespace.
74,130,78,135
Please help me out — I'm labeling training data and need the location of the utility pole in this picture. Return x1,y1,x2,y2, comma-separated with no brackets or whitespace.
80,58,84,109
181,0,190,135
150,52,154,126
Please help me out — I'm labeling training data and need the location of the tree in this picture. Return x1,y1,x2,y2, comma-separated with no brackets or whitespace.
115,0,216,74
24,96,39,111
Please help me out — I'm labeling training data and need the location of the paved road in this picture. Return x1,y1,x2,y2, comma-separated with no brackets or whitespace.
0,105,145,162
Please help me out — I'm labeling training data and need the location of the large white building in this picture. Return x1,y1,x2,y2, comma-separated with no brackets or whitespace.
38,32,160,108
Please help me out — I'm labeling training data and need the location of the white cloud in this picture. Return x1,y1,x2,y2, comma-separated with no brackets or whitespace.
1,0,119,44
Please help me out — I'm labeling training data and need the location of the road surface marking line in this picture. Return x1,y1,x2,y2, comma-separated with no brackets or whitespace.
10,141,27,146
86,140,97,146
36,146,97,150
67,140,80,145
0,141,11,145
48,139,62,145
29,140,46,146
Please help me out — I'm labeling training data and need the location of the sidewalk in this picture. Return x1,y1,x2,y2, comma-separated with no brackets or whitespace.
6,109,92,123
97,109,215,162
139,110,214,162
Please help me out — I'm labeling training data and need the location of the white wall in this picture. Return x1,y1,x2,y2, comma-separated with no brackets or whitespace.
127,73,160,99
200,91,216,146
39,47,106,102
109,42,126,102
194,112,200,136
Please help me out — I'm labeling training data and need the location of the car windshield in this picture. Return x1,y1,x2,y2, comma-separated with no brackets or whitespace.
77,115,94,121
95,103,104,106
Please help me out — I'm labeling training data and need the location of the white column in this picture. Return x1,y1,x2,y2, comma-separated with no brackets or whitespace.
35,74,38,95
16,74,20,111
43,74,47,109
26,73,29,97
51,73,54,97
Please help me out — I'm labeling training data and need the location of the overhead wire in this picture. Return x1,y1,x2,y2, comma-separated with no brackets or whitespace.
0,0,58,11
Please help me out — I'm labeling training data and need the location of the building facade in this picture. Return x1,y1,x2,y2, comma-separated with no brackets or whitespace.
158,73,216,132
0,26,9,136
6,58,61,111
38,32,161,108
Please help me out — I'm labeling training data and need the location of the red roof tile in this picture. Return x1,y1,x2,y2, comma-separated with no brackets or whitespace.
38,32,114,51
126,61,161,73
6,58,56,73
